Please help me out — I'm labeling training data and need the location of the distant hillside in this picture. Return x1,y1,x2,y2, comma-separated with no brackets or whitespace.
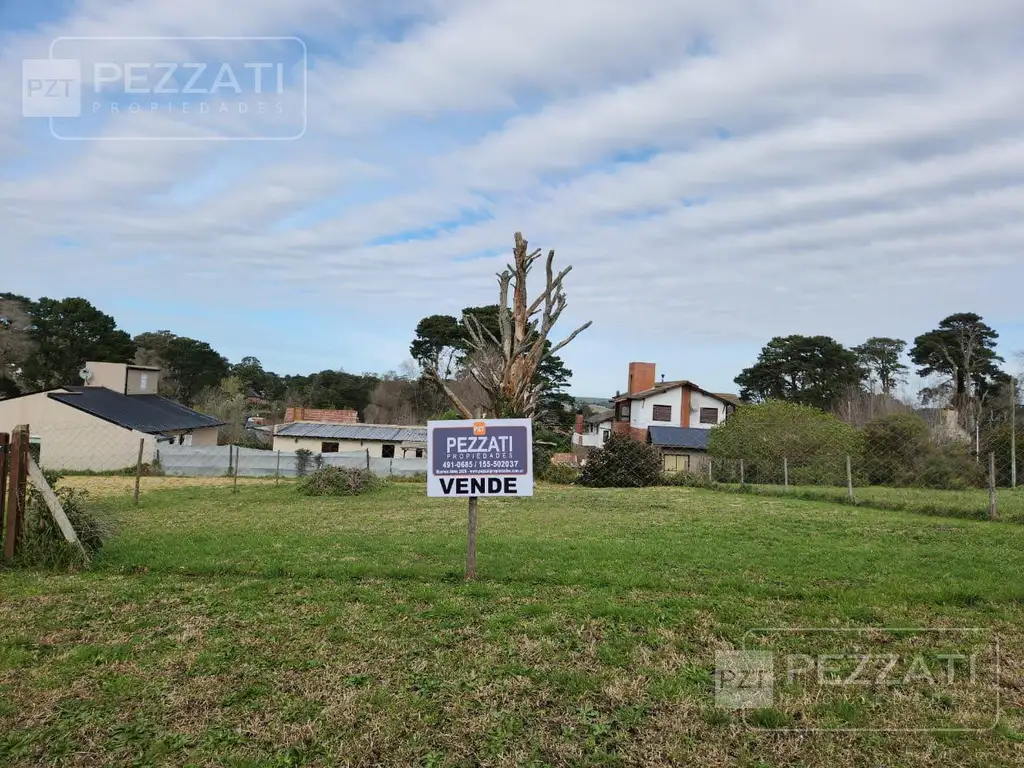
575,396,612,409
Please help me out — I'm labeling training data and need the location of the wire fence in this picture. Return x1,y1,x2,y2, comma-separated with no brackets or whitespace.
562,418,1022,523
16,423,428,505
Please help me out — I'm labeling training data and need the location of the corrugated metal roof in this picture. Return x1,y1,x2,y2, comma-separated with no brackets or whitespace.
274,422,427,442
647,426,711,450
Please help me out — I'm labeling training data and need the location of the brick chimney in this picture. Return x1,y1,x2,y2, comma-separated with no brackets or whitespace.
574,412,584,435
627,362,656,395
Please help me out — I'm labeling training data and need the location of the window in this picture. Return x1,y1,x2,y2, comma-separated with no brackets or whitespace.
652,404,672,422
322,442,340,453
415,448,424,458
602,431,610,443
381,444,396,459
618,402,631,419
699,407,719,425
664,454,690,472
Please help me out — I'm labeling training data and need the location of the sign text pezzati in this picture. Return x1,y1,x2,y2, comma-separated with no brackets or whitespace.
427,418,533,497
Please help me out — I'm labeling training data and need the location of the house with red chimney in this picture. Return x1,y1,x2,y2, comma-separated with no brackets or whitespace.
574,362,741,472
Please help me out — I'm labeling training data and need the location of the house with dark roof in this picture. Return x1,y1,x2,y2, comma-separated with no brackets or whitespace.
572,361,740,470
610,362,739,440
647,425,712,473
272,421,428,459
0,362,224,471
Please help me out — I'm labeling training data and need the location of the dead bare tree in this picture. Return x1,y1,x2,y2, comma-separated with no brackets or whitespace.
427,232,592,418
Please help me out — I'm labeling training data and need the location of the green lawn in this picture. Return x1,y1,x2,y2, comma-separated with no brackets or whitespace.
2,482,1023,766
716,481,1024,523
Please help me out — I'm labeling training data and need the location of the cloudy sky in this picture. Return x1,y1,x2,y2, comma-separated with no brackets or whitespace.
3,0,1023,397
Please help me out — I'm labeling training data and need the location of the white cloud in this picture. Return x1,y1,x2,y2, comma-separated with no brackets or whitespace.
2,0,1024,393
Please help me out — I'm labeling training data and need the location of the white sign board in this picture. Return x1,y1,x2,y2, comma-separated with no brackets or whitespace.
427,418,534,497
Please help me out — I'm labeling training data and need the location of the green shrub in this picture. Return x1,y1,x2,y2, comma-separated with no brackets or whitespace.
578,433,662,488
542,462,580,485
921,447,987,490
17,474,111,569
980,421,1023,487
295,449,314,477
862,413,931,486
298,466,382,496
660,470,715,488
709,400,864,486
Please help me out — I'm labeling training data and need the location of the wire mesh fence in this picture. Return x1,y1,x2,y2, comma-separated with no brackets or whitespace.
16,423,429,504
562,421,1022,523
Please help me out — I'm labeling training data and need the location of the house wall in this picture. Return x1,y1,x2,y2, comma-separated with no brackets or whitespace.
0,391,157,471
627,387,731,432
85,362,128,392
689,391,730,428
661,449,710,473
629,388,685,430
161,427,219,447
126,367,160,395
272,435,400,457
576,419,612,448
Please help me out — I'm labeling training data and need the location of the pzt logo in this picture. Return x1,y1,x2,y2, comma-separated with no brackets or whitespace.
473,421,486,436
27,78,75,97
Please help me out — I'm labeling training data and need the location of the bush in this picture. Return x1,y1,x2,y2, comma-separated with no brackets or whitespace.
980,421,1023,487
921,447,987,490
542,462,580,485
18,473,111,568
709,400,864,486
298,466,382,496
660,470,715,488
295,449,314,477
862,413,931,486
578,433,662,488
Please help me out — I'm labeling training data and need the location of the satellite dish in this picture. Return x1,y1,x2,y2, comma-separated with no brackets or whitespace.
79,366,93,384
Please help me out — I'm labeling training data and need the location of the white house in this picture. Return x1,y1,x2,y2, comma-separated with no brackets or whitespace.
610,362,739,438
272,422,427,459
0,361,223,472
573,408,613,449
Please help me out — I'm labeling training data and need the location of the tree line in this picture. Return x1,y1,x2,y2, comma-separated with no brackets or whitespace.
735,312,1012,416
0,294,390,413
0,293,577,441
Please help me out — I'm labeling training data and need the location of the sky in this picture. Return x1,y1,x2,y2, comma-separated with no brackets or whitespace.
3,0,1024,398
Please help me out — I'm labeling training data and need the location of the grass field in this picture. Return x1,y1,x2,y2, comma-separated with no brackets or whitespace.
2,481,1023,766
716,482,1024,523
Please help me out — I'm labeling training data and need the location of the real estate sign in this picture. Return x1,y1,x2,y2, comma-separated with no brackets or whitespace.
427,418,533,497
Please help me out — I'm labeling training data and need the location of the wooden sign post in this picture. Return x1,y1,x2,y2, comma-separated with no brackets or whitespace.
427,418,534,581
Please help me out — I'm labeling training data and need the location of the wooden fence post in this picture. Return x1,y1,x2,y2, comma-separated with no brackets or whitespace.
846,455,854,501
4,426,29,564
133,438,145,507
233,447,240,493
275,451,281,484
739,459,745,486
0,433,9,549
366,448,370,470
989,452,998,520
466,496,478,581
783,457,789,489
707,459,712,482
